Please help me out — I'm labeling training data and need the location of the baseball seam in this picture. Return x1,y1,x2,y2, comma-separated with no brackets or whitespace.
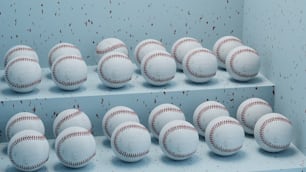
52,56,87,87
259,117,292,150
104,109,137,138
8,135,48,171
215,38,241,64
229,48,258,78
162,125,197,158
186,49,216,78
98,54,132,85
5,58,41,89
48,44,79,66
113,124,149,159
96,43,127,55
136,40,163,64
6,115,41,140
151,107,183,136
172,38,199,64
196,104,227,133
143,52,175,83
4,47,35,66
54,110,82,136
56,131,96,167
209,120,242,153
240,101,271,130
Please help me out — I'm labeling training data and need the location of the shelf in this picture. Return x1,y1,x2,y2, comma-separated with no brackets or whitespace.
0,136,305,172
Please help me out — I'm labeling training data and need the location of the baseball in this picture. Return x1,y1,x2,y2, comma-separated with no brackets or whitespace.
236,98,273,134
97,52,134,88
102,106,139,140
148,103,185,139
4,45,39,67
254,113,293,152
53,108,92,137
182,47,218,83
5,112,45,141
96,38,128,63
193,101,230,137
55,126,96,168
205,116,245,156
48,42,82,68
141,50,176,86
7,130,49,171
51,55,87,90
213,36,243,69
111,121,151,162
171,37,202,70
134,39,166,67
225,46,261,81
159,120,198,160
4,56,42,93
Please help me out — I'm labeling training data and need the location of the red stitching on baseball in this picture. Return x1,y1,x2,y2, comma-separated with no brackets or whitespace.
113,124,149,159
96,43,127,55
8,135,48,171
209,120,243,153
98,54,132,85
48,44,79,66
240,101,271,130
186,49,216,78
6,115,41,140
52,56,87,87
104,109,137,138
151,107,183,136
143,52,175,83
196,104,227,133
54,110,82,136
259,117,292,150
56,130,96,167
136,40,163,64
215,38,241,64
229,48,259,78
4,47,35,66
162,125,197,158
172,38,199,64
5,58,41,89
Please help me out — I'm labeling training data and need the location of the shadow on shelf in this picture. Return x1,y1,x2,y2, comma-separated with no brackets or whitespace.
53,162,95,172
48,86,87,94
97,83,134,92
102,138,111,149
160,154,200,166
111,156,151,168
207,150,247,162
257,147,297,158
228,77,264,85
184,78,219,87
5,166,48,172
1,88,40,97
141,81,178,90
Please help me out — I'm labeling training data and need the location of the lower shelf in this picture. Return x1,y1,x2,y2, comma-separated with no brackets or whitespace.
0,136,305,172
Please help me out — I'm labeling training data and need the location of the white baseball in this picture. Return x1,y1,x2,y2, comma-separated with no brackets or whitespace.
102,106,139,140
193,101,230,137
213,36,243,69
171,37,202,70
48,42,82,68
5,112,45,141
4,45,39,67
148,103,185,139
4,56,42,93
237,98,273,134
182,47,218,83
51,55,87,90
55,126,96,168
134,39,166,67
205,116,245,156
8,130,49,171
226,46,260,81
111,121,151,162
141,50,176,86
96,38,128,63
159,120,198,160
254,113,293,152
53,108,92,137
97,52,134,88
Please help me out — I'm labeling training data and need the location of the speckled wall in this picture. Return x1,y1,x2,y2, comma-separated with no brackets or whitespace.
0,0,244,68
243,0,306,154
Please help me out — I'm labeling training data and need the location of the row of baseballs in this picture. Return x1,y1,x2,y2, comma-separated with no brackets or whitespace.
2,35,259,93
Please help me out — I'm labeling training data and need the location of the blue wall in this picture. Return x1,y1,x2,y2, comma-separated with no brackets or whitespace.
243,0,306,154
